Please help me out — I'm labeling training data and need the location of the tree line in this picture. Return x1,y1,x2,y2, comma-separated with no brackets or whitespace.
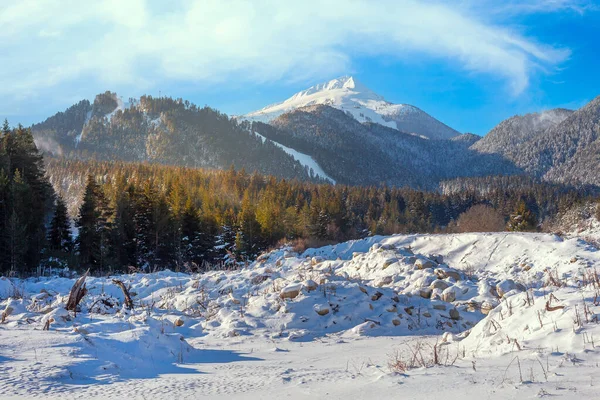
1,119,599,276
45,157,598,275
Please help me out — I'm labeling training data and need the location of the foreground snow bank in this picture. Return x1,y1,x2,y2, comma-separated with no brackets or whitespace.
0,232,599,396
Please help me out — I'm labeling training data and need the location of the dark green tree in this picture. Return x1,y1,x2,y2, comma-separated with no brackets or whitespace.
48,195,73,253
76,175,112,272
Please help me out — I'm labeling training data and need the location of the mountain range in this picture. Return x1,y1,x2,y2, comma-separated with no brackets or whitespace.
30,76,600,189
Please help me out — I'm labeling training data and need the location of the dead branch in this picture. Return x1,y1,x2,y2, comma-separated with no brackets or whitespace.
545,301,565,312
112,279,134,310
546,294,565,312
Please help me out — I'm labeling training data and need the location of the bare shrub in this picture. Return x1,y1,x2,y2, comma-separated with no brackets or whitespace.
455,204,506,233
387,340,459,373
544,268,565,288
6,279,24,299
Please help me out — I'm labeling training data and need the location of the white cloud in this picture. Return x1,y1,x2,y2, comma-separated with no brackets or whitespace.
0,0,575,102
478,0,597,15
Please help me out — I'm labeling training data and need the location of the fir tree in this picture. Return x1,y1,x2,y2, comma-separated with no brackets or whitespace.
1,119,10,136
236,189,262,259
48,196,73,253
76,175,112,272
109,179,137,269
507,201,537,232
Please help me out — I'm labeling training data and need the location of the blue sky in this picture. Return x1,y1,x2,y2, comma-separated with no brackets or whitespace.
1,0,599,135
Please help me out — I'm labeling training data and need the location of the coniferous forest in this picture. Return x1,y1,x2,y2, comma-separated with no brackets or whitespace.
0,119,597,276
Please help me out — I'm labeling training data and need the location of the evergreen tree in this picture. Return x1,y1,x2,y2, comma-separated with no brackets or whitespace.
309,206,329,239
181,201,203,269
255,186,283,243
1,119,10,137
109,179,137,269
133,182,173,270
76,175,112,272
48,196,73,253
0,122,54,274
235,189,262,259
507,201,537,232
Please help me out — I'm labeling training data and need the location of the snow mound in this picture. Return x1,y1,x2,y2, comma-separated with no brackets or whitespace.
0,231,599,390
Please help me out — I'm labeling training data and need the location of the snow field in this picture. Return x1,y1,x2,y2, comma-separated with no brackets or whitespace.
1,232,599,398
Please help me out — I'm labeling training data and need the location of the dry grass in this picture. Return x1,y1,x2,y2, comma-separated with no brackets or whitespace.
544,268,565,288
387,340,459,373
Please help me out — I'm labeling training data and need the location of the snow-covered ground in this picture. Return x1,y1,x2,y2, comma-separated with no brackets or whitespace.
1,232,599,398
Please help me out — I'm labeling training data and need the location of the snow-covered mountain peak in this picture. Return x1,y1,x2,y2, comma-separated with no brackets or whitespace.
243,76,459,140
289,76,378,100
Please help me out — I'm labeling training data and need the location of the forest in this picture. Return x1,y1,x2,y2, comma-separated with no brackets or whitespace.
1,120,599,276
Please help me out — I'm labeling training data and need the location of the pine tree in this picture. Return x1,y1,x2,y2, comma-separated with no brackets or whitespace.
133,182,154,269
133,182,172,270
110,179,137,269
1,119,10,137
236,189,262,259
150,192,173,270
0,125,54,273
309,207,329,239
6,170,29,274
76,175,112,272
48,196,73,253
181,200,202,269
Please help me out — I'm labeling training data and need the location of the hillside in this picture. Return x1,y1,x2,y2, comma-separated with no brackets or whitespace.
472,99,600,186
255,104,520,189
32,92,325,183
30,87,600,190
472,108,573,155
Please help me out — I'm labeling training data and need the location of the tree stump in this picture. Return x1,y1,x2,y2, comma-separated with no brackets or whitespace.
66,270,89,316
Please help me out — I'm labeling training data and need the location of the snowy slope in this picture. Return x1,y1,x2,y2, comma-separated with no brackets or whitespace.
105,95,131,120
253,132,336,183
1,232,600,398
243,76,460,140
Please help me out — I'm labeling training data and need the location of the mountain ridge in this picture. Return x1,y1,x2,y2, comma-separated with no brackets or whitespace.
471,99,600,186
29,87,600,190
